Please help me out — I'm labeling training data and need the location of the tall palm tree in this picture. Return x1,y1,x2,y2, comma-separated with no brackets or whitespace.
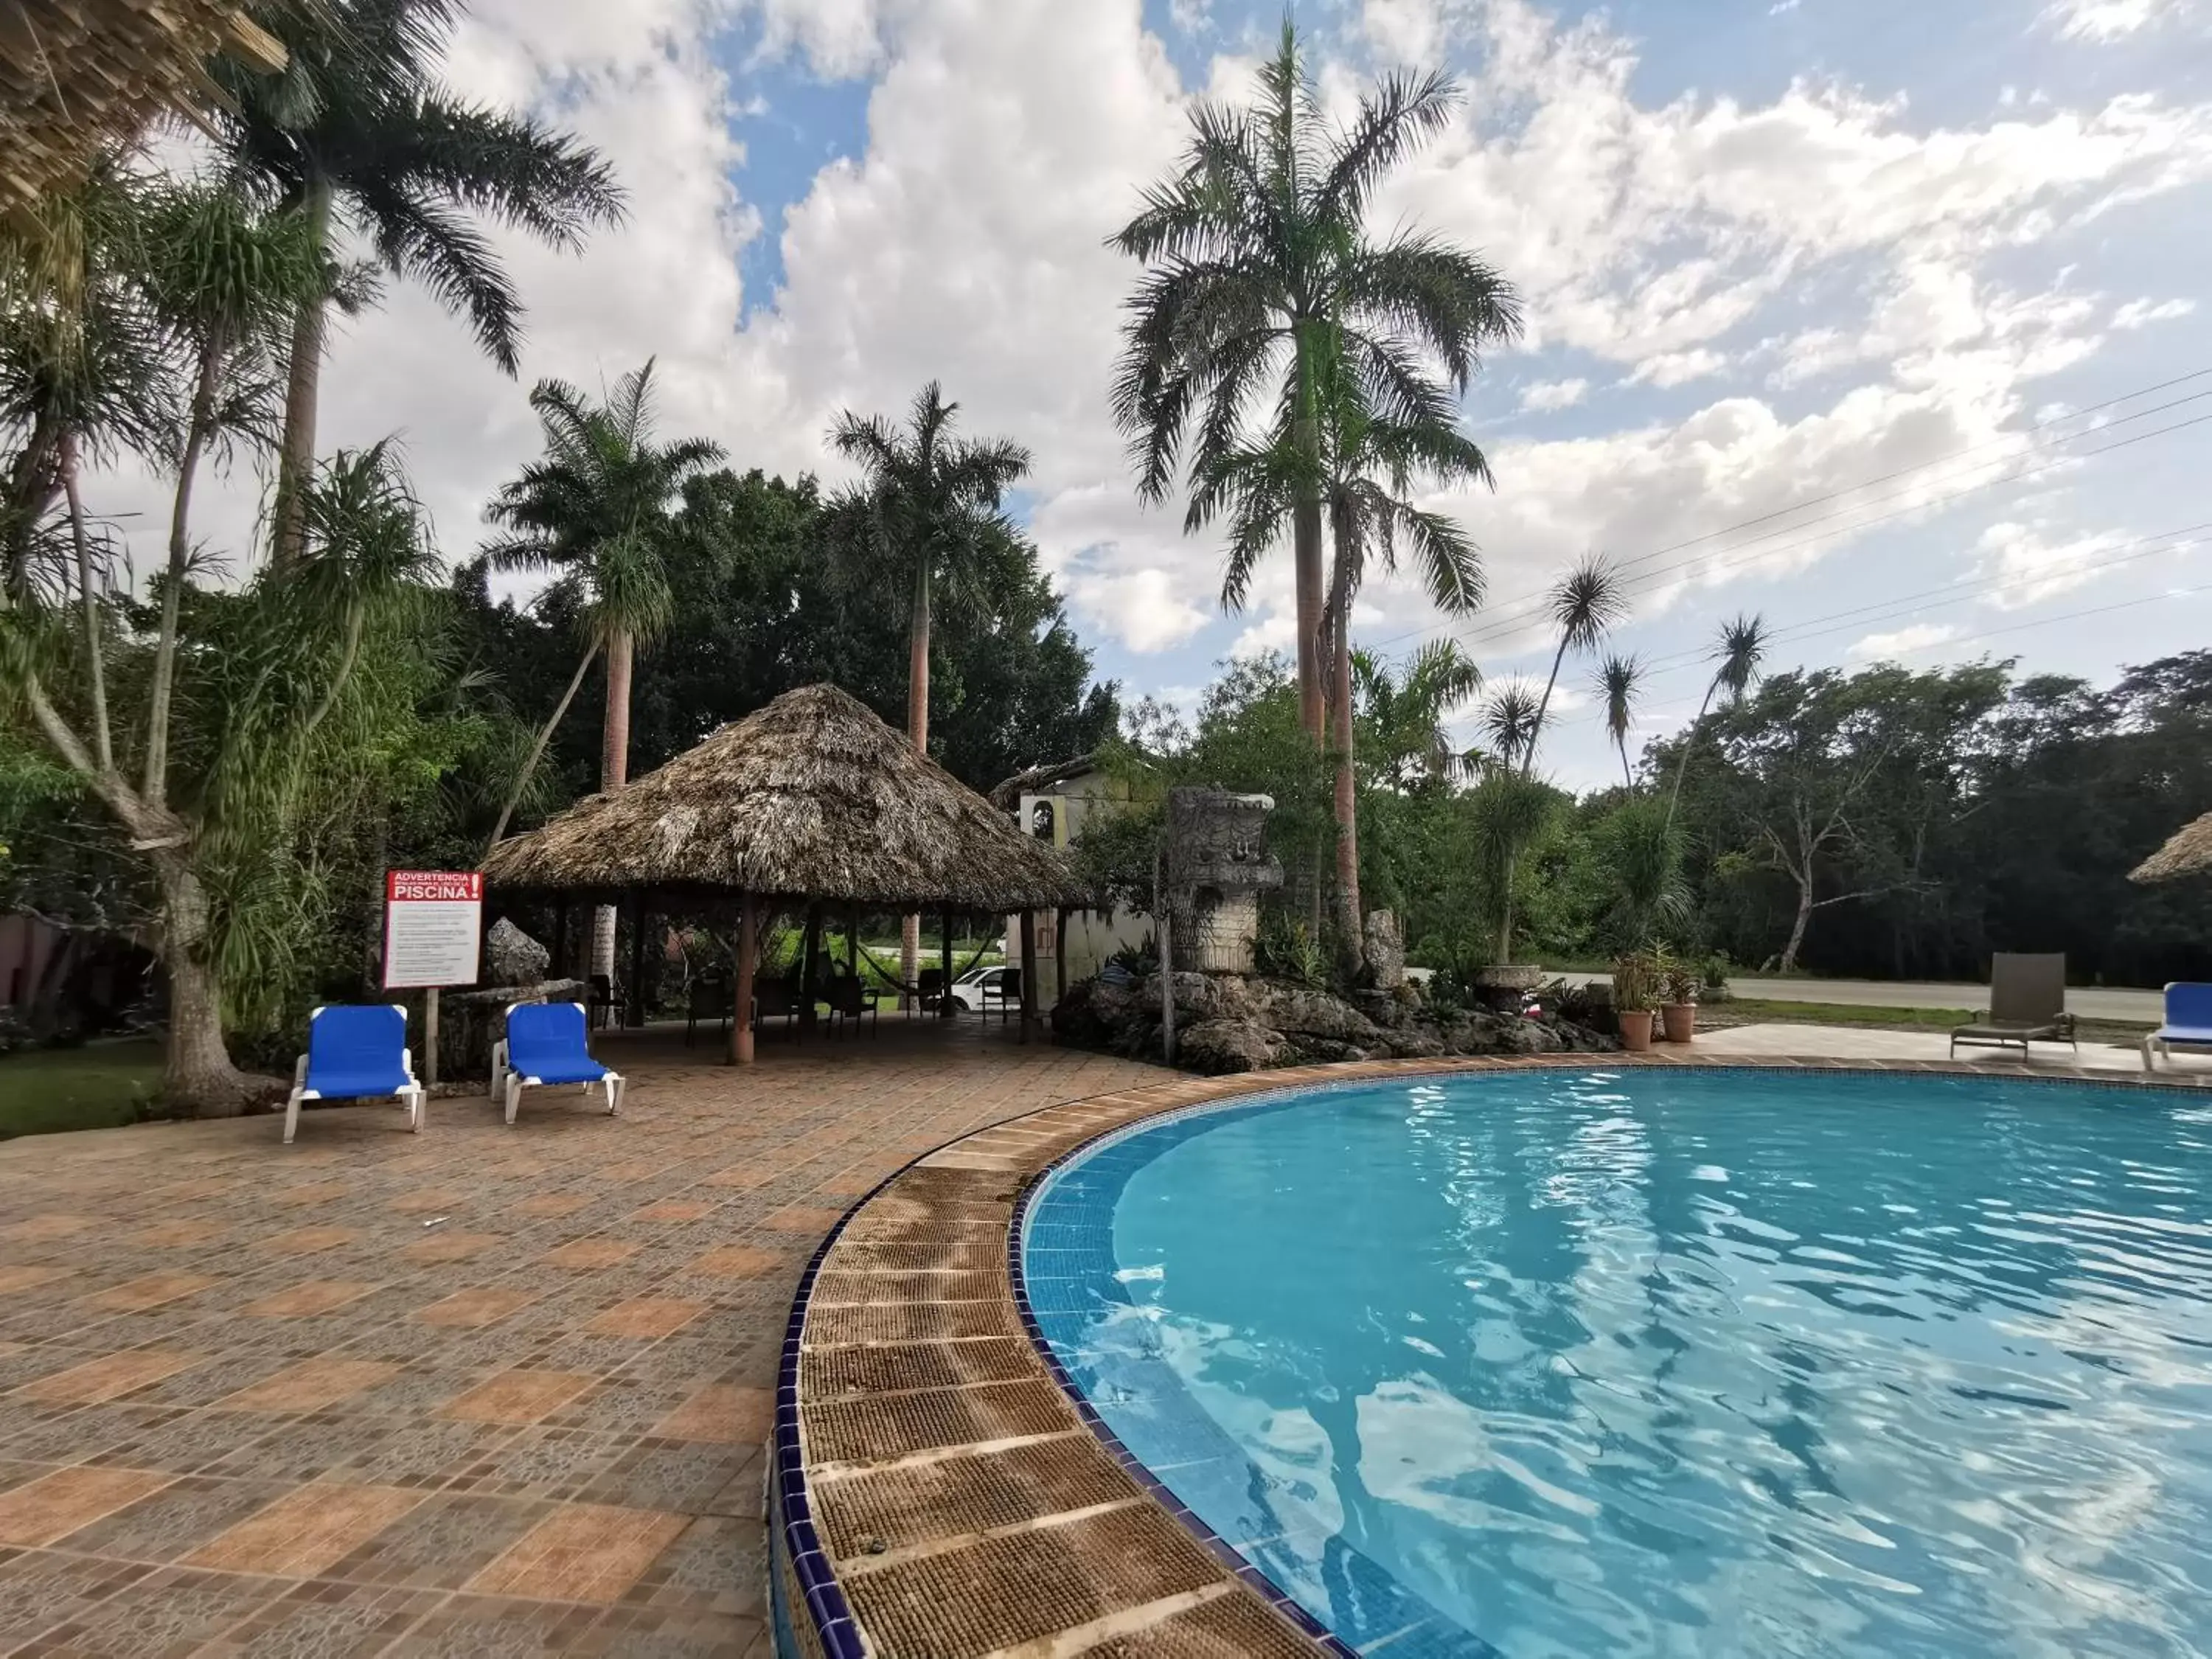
483,361,721,975
214,0,625,563
1598,653,1644,790
1197,371,1495,955
1526,554,1626,775
830,382,1030,992
1110,20,1520,745
1665,611,1768,827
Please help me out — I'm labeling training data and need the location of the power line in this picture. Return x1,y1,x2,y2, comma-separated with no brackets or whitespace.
1358,364,2212,663
1632,522,2212,678
1441,404,2212,658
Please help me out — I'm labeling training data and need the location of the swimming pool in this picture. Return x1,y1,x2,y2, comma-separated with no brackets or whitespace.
1018,1068,2212,1658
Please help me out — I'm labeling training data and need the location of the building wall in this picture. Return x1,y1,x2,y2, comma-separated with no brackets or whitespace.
0,914,60,1008
1004,771,1149,1006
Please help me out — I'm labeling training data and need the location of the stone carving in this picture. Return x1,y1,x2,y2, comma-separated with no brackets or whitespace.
1164,786,1283,974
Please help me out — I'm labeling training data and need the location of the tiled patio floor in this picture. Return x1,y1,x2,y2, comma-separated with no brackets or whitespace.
0,1020,1163,1657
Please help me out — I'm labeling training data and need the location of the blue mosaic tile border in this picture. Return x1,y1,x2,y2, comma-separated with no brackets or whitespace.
1007,1074,1419,1658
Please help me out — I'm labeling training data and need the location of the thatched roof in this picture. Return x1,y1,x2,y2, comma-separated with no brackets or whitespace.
2130,810,2212,883
482,683,1085,911
2,1,287,216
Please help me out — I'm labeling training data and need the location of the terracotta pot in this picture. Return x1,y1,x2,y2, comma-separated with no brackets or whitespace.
1618,1009,1655,1051
1660,1001,1697,1044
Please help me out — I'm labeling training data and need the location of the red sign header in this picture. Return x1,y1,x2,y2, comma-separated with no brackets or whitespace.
386,870,483,903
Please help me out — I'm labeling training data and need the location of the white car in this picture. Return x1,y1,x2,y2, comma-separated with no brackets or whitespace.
945,966,1021,1015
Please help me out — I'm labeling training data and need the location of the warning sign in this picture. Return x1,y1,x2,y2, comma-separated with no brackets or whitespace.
383,871,482,990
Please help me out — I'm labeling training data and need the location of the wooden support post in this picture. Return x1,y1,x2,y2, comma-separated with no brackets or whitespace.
1155,847,1175,1065
626,891,650,1028
1018,911,1038,1043
940,908,955,1020
731,895,757,1065
423,987,440,1085
800,902,824,1035
1054,905,1070,1029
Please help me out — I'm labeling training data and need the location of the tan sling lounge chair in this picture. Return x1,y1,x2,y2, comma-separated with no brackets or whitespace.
1950,953,2077,1059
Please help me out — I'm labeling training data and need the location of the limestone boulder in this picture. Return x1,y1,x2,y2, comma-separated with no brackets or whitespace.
484,918,549,987
1178,1019,1286,1075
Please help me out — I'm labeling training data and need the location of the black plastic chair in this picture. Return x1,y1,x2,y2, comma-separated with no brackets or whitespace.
685,979,731,1046
827,975,878,1038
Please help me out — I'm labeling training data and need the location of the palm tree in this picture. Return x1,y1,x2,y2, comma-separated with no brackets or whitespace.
1598,653,1644,790
214,0,625,563
1526,554,1627,775
137,184,324,801
1354,640,1483,790
1198,372,1496,959
483,361,722,975
830,382,1031,992
1665,611,1769,827
1110,19,1520,744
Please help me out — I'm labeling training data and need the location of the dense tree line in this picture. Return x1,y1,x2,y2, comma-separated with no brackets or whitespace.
1659,653,2212,984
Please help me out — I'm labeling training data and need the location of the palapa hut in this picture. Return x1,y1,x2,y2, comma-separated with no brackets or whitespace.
2130,810,2212,885
1,1,287,216
481,683,1085,1062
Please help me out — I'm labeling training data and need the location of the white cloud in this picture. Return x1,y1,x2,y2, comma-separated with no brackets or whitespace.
87,0,2212,695
1849,622,1956,660
1972,520,2130,607
1519,377,1589,411
2113,296,2197,328
2047,0,2191,41
1630,349,1730,388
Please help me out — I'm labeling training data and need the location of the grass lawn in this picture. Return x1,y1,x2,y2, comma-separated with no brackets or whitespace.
0,1039,163,1139
1717,998,2152,1046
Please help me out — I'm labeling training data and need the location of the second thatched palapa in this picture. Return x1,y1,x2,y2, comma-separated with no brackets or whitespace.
2130,810,2212,885
481,682,1082,912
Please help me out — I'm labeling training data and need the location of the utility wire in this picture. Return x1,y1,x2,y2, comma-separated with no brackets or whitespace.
1357,364,2212,663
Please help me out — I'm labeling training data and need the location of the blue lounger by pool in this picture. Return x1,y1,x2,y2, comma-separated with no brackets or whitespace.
285,1004,424,1145
490,1001,625,1126
2143,982,2212,1072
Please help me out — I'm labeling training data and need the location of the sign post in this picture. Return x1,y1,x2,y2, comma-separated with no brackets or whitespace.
383,872,483,1086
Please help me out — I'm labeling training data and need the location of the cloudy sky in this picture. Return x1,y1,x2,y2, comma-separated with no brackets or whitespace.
142,0,2212,787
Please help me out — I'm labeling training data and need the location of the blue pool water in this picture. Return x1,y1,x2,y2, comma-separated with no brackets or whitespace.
1020,1069,2212,1658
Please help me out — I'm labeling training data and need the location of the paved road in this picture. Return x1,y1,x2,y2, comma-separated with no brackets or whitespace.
1560,973,2163,1023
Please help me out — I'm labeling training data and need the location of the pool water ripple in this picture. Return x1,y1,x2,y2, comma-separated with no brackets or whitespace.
1021,1069,2212,1658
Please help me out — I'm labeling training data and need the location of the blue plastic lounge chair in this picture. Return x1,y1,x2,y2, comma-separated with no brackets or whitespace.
285,1004,424,1145
490,1001,624,1126
2143,982,2212,1071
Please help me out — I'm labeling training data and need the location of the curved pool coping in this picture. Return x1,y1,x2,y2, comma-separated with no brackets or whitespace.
771,1051,2210,1659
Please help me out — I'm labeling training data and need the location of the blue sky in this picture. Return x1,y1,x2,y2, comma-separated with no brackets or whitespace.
167,0,2212,790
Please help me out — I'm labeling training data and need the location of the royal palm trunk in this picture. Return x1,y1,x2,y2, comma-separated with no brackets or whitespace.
591,630,634,984
901,561,931,1000
272,181,333,568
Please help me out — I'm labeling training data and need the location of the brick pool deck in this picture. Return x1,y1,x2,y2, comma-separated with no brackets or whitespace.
0,1022,1162,1658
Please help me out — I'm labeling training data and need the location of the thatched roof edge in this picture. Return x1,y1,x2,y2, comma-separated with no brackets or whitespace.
482,683,1088,912
2129,809,2212,884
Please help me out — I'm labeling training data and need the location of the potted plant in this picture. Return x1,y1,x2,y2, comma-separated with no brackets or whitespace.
1611,949,1657,1051
1659,954,1699,1045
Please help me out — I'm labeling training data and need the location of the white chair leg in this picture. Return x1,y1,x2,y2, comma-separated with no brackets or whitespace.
407,1086,425,1133
605,1074,624,1116
283,1088,305,1145
489,1042,508,1105
504,1074,523,1127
